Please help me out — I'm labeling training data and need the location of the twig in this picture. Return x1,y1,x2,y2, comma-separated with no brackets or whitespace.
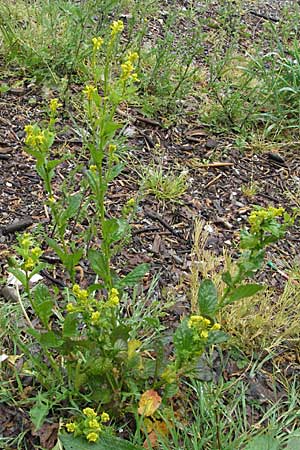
2,218,33,235
205,173,223,189
40,269,66,288
144,207,188,242
198,162,233,168
249,10,279,23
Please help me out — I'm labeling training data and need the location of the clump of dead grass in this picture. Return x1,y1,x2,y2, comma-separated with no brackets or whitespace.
190,219,300,353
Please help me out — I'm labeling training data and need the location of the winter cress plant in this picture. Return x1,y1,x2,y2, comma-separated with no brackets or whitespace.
7,19,295,447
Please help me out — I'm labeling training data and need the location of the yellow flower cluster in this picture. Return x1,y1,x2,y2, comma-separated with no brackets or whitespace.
90,310,101,325
24,125,47,147
122,197,136,217
66,408,110,443
108,144,117,154
121,60,139,82
248,207,285,234
188,315,221,339
49,98,62,114
92,36,104,51
107,288,120,307
72,284,89,302
18,233,43,272
110,20,124,37
83,84,97,100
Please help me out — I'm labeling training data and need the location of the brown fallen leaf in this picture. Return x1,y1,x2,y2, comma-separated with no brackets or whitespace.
32,422,59,449
138,390,162,417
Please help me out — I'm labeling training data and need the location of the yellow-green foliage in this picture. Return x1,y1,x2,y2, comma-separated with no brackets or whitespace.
221,279,300,352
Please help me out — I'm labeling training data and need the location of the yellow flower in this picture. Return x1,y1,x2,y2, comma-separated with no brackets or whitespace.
188,315,210,328
66,303,76,312
20,233,32,248
31,247,42,258
86,432,99,442
90,165,97,172
91,311,100,325
211,323,221,331
127,51,139,63
126,198,135,207
66,422,77,433
83,407,97,418
92,36,104,51
200,330,209,339
110,20,124,37
100,412,110,423
48,196,55,204
88,418,101,430
24,257,34,271
108,144,117,153
24,125,34,135
83,84,97,100
50,98,62,114
107,288,119,307
73,284,88,302
120,59,139,82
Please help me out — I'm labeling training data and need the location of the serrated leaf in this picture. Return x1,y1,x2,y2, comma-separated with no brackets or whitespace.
244,434,280,450
30,392,50,431
198,279,218,316
59,433,143,450
32,284,53,327
63,313,78,338
227,283,264,304
27,329,63,348
117,264,149,288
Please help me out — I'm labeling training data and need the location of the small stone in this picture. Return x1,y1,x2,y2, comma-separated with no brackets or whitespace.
205,138,218,149
268,152,285,164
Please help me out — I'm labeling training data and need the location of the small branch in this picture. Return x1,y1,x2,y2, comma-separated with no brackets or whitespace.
2,218,33,235
249,10,279,23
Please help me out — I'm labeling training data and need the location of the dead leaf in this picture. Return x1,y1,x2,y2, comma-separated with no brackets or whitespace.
138,390,162,417
143,430,158,449
32,422,58,449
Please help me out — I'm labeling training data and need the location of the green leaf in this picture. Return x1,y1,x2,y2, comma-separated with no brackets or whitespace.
102,218,129,244
198,279,218,316
227,283,264,304
286,428,300,450
30,392,50,431
40,331,64,348
207,330,228,345
173,318,194,360
117,264,149,288
7,267,27,287
59,433,143,450
61,193,82,224
244,434,280,450
63,313,78,338
222,271,233,287
32,284,53,327
88,249,109,283
27,329,63,348
45,237,65,262
106,163,124,182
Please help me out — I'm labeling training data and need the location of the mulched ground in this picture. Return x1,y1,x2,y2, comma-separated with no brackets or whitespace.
1,1,300,448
